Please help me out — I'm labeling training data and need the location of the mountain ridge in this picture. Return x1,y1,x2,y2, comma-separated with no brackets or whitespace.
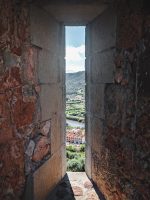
66,71,85,95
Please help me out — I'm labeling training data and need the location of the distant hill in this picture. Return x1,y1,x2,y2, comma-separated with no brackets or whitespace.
66,71,85,95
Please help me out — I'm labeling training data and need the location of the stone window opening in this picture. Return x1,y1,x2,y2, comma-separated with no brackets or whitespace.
65,26,86,172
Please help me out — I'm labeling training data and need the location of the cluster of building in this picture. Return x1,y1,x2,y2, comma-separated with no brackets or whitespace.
66,129,85,144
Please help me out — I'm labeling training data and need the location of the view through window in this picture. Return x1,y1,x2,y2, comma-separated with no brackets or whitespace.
65,26,85,172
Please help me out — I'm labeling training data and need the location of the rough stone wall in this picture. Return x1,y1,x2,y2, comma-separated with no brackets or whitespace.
0,1,66,200
0,0,36,199
88,1,150,200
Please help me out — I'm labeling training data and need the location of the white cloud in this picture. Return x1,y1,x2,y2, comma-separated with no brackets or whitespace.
65,45,85,73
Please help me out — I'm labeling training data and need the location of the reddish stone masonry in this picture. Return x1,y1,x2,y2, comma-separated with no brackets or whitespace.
0,1,44,199
25,120,51,175
92,3,150,199
0,1,53,199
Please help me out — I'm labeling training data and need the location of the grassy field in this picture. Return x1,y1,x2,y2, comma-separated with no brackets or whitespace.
66,99,85,122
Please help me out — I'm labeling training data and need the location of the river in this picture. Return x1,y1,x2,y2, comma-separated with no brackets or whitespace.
66,119,85,128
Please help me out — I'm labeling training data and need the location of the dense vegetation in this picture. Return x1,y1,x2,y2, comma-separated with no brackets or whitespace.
66,71,85,94
66,144,85,172
66,71,85,122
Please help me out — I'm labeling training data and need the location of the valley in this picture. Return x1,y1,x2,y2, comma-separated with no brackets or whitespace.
66,71,85,122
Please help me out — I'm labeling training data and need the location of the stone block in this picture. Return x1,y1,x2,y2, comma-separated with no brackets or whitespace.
85,114,92,145
61,145,66,178
25,120,52,175
30,5,60,51
91,117,103,153
25,140,35,157
3,51,20,68
58,57,65,84
32,136,50,162
91,51,114,83
85,143,92,179
11,87,35,128
60,113,66,144
41,120,51,136
57,25,65,84
84,180,93,189
91,7,116,52
72,186,83,196
33,151,62,200
51,114,63,154
39,84,63,121
90,84,105,119
22,46,38,85
38,49,60,84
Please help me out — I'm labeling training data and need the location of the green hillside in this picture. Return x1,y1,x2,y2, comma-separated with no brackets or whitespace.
66,71,85,122
66,71,85,95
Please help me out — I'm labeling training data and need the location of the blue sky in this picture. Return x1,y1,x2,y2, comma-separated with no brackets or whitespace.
65,26,85,73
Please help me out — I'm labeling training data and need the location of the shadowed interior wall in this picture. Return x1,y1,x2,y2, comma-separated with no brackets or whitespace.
28,5,66,200
86,1,150,200
85,6,116,179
